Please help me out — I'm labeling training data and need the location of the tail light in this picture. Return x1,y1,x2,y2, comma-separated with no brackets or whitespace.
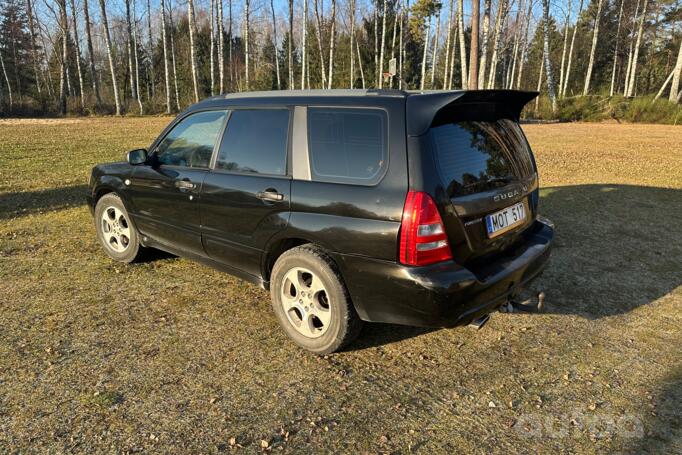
399,191,453,266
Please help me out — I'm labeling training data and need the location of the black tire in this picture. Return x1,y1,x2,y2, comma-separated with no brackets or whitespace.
94,193,144,263
270,244,363,354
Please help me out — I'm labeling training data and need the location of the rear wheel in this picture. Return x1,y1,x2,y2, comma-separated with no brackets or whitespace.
94,193,143,263
270,245,363,354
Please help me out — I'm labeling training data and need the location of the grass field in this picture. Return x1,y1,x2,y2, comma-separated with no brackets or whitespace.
1,118,681,454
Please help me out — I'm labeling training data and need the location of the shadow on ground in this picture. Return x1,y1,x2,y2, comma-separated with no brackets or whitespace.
349,184,682,350
0,184,87,219
625,367,682,454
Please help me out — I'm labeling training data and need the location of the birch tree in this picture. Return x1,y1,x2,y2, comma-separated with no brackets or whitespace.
81,0,99,104
468,0,480,89
68,0,85,109
160,0,171,113
486,0,508,88
457,0,467,88
670,34,682,102
478,0,491,88
58,0,68,114
210,0,215,95
562,0,584,97
626,0,649,96
583,0,604,95
132,0,143,112
99,0,120,115
350,0,355,87
25,0,41,94
289,0,294,88
218,0,225,93
541,0,557,112
328,0,336,88
270,0,281,89
169,0,181,110
558,0,571,97
188,0,200,99
516,0,534,89
379,0,388,87
609,0,624,96
147,0,154,97
314,0,327,87
430,10,440,87
443,0,454,87
420,16,431,90
302,0,308,88
0,47,12,109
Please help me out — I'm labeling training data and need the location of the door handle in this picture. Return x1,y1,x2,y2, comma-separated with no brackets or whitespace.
256,190,284,202
175,179,196,191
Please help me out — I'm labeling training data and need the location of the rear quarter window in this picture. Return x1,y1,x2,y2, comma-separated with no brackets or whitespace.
307,108,388,185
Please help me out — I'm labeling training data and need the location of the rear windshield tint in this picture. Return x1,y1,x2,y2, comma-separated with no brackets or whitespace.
428,119,534,197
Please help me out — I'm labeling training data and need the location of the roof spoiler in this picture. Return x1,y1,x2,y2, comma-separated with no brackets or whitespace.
406,90,538,136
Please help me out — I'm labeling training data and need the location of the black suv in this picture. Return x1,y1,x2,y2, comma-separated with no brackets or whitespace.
88,89,554,354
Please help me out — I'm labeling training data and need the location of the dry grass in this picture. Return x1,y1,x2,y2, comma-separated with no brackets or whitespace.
1,119,681,453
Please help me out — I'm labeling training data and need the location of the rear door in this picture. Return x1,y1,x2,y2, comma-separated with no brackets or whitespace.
128,110,228,255
200,108,292,277
425,118,538,262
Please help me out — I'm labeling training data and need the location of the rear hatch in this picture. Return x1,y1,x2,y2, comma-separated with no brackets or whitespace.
407,90,539,264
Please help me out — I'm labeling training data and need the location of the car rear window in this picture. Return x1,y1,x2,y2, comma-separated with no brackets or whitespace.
307,108,387,185
428,119,534,197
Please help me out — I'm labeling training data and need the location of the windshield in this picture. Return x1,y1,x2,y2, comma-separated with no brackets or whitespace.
428,119,534,197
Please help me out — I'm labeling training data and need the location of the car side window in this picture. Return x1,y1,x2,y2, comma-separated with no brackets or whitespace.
307,108,388,185
215,109,290,175
156,110,228,168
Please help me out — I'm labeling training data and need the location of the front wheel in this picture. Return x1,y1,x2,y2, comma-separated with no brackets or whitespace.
94,193,143,263
270,245,363,354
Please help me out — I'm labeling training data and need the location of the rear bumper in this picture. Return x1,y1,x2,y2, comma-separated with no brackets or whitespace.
333,219,554,327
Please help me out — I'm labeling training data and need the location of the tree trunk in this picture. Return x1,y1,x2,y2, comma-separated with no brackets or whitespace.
125,0,135,103
69,0,86,109
147,0,154,98
623,0,638,96
542,0,557,112
99,0,120,115
558,0,571,97
379,0,388,88
374,1,379,85
34,14,55,97
160,0,171,113
169,0,181,110
443,0,454,88
670,32,682,102
609,0,624,96
132,0,143,112
430,10,441,88
26,0,41,94
399,1,405,89
468,0,480,88
449,18,459,89
478,0,491,88
210,0,216,95
654,68,675,101
626,0,649,97
188,0,200,98
328,0,336,89
515,0,533,89
58,0,68,114
218,0,225,93
562,0,584,97
313,0,327,88
270,0,281,89
289,0,294,88
356,38,366,88
82,0,101,105
420,16,432,90
350,0,355,87
535,55,543,112
0,49,12,109
457,0,468,88
302,0,308,89
229,0,233,87
486,0,506,88
583,0,603,95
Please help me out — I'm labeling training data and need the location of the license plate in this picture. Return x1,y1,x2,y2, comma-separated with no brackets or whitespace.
485,201,526,238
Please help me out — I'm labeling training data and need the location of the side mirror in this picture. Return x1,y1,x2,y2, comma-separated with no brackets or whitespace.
126,148,148,165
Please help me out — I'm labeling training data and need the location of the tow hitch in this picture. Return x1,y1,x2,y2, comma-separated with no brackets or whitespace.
500,291,546,313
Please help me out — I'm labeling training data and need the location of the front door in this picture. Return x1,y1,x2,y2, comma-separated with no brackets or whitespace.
201,108,292,277
128,110,228,255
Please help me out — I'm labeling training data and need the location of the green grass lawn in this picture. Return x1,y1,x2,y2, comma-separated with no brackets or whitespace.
1,118,681,453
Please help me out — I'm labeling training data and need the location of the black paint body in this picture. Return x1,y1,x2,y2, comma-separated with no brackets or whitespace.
88,89,554,327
